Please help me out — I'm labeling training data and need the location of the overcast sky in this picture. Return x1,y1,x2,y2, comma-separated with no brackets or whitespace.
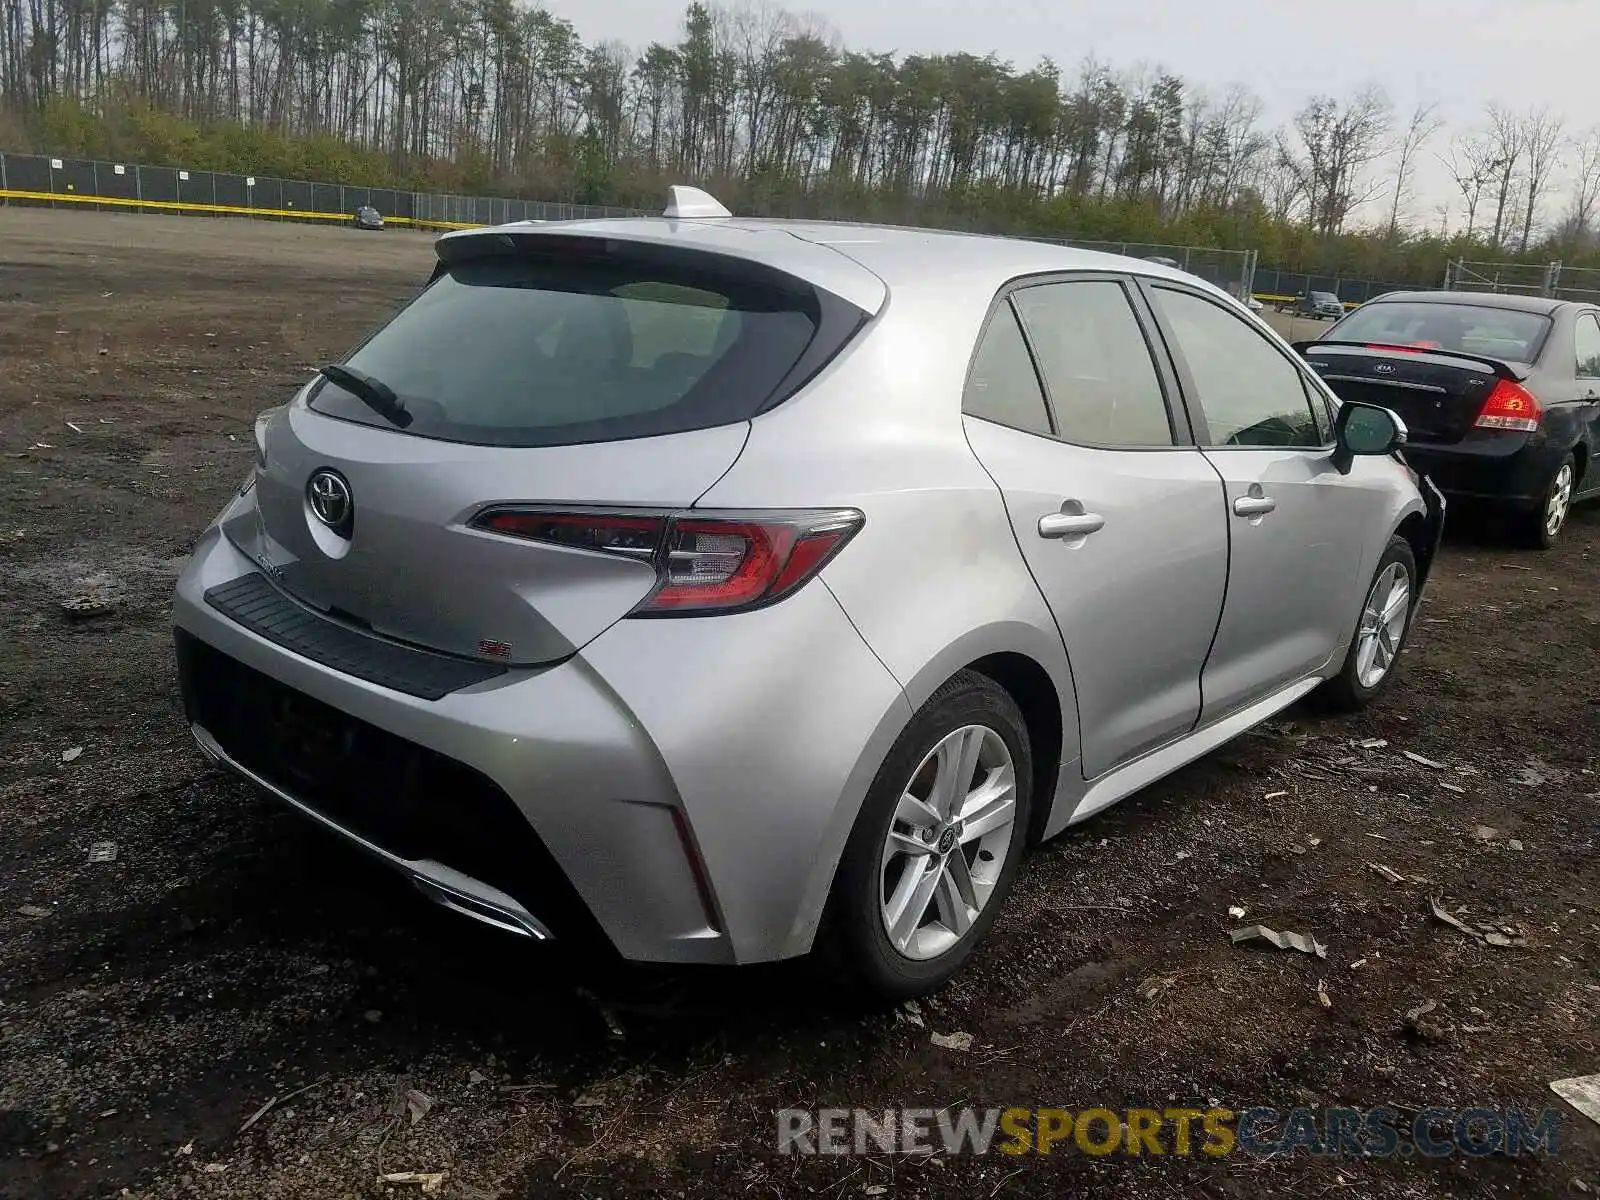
556,0,1600,223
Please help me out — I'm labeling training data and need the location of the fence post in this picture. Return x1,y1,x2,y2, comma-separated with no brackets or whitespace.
1545,261,1561,298
0,152,7,194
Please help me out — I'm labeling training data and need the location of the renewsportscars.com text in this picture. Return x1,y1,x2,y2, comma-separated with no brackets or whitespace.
776,1105,1561,1158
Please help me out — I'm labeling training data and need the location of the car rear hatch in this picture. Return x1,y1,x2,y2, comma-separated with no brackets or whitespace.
226,225,883,667
1297,341,1531,445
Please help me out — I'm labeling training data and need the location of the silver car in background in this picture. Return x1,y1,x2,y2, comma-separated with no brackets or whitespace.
173,187,1444,999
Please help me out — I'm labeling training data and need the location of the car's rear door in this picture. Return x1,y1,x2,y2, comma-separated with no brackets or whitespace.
1140,279,1385,723
1571,311,1600,498
960,275,1229,780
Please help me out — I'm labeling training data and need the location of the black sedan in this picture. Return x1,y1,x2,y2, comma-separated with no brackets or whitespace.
1295,290,1600,547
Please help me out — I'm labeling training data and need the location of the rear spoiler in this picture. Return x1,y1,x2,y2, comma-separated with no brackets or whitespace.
1291,340,1531,382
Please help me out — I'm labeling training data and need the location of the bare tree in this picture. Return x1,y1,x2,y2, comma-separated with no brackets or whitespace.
1279,86,1392,236
1483,103,1525,247
1386,100,1441,237
1558,126,1600,246
1518,106,1564,252
1442,133,1495,238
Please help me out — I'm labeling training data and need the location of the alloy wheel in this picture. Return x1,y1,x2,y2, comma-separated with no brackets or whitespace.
879,724,1017,962
1355,561,1412,689
1545,462,1574,538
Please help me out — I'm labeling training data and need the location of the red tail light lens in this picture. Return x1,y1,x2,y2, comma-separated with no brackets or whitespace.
1473,379,1541,433
471,507,863,616
1363,342,1441,353
641,516,860,613
473,510,665,560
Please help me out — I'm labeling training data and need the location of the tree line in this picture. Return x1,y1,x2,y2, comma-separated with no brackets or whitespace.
4,0,1600,283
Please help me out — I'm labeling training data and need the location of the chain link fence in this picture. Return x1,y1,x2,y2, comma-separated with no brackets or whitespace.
1441,258,1600,304
0,150,1258,298
1443,259,1560,298
0,151,647,227
1250,267,1425,309
1030,238,1257,302
1549,265,1600,305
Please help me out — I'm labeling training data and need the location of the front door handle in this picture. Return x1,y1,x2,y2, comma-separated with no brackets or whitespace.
1038,505,1106,539
1233,494,1277,518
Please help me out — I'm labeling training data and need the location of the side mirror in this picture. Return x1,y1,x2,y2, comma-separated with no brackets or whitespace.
1332,402,1407,475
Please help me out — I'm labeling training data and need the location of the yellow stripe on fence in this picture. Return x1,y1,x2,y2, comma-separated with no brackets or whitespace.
0,187,487,230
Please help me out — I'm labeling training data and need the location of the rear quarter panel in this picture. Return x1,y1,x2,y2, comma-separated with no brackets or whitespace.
694,275,1083,859
699,277,1077,706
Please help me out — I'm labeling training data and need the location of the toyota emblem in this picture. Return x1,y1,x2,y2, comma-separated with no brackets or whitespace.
306,469,353,535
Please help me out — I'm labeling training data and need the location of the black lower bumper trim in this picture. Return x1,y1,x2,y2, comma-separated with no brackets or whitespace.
204,573,504,701
174,628,607,947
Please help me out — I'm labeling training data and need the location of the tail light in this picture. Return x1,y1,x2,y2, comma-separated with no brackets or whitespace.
1363,342,1441,353
471,507,864,616
1473,379,1541,433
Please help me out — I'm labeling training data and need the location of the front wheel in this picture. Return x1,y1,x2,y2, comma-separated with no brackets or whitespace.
825,671,1032,1002
1511,454,1575,549
1315,535,1417,712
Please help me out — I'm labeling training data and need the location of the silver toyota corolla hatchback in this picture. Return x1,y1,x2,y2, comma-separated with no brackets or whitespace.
173,187,1444,999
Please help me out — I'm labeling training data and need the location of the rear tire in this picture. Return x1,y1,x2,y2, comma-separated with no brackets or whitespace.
1314,535,1417,713
1511,454,1574,550
823,671,1032,1003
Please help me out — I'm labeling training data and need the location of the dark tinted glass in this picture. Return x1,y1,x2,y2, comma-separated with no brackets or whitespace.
1011,280,1174,447
1152,286,1322,449
1576,314,1600,377
309,256,827,447
963,302,1052,436
1330,301,1551,362
1342,405,1399,454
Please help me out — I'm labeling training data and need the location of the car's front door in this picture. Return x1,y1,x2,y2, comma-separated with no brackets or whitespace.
1140,281,1388,724
960,276,1229,779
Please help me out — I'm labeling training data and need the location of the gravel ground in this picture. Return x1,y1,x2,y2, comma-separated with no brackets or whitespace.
1,207,1597,1200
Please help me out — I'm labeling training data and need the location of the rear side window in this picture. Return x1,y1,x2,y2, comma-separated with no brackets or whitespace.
1330,301,1551,363
1576,314,1600,377
962,302,1053,436
1011,280,1175,447
310,252,859,447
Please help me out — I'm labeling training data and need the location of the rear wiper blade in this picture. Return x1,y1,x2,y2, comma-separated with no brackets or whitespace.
317,364,412,428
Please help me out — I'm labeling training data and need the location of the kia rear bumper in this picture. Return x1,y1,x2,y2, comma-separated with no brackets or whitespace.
1403,435,1561,506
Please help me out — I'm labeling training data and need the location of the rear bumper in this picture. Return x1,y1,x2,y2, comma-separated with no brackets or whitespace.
172,520,908,965
189,719,553,941
1402,436,1563,506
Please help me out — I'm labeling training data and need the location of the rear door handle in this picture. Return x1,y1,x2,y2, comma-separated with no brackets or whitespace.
1038,508,1106,539
1233,495,1277,517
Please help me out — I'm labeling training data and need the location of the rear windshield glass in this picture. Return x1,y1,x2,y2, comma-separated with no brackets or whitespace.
309,253,835,447
1330,301,1551,362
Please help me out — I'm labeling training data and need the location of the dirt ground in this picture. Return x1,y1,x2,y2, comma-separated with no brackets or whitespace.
1,208,1598,1200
